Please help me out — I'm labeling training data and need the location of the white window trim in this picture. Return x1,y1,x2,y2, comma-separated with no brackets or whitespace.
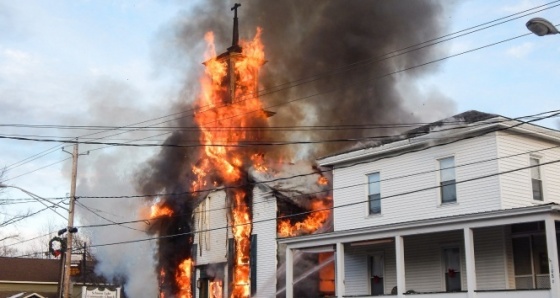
436,155,458,206
365,171,382,218
529,156,546,203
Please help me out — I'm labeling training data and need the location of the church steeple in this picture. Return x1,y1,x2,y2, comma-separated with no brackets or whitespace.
227,3,242,53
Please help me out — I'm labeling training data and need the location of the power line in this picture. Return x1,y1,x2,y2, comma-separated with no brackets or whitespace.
12,113,560,251
0,199,68,227
49,111,560,201
76,135,560,228
80,157,560,250
1,118,559,148
79,27,548,156
75,200,146,232
5,8,556,183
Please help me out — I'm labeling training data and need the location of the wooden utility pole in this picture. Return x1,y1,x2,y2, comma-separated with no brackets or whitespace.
62,141,79,298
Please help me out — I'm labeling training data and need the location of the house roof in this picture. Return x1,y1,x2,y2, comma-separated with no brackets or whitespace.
0,258,60,283
1,292,51,298
318,110,560,166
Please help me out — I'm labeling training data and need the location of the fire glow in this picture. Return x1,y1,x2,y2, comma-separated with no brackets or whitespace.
151,203,174,218
152,9,332,297
278,199,331,237
176,259,194,298
189,28,266,298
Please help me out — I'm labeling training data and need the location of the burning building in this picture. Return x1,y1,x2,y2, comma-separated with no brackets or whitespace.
143,5,333,298
131,1,452,296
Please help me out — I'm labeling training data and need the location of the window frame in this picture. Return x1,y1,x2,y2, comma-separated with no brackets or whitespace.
437,156,457,205
530,157,544,201
366,172,382,216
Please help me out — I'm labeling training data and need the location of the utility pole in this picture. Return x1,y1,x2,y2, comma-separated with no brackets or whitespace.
62,141,79,298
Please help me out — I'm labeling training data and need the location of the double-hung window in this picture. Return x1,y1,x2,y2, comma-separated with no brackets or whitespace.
368,172,381,215
530,157,543,201
439,157,456,204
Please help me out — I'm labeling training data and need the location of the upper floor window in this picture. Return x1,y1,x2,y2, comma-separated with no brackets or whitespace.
530,157,543,201
368,172,381,215
439,157,456,204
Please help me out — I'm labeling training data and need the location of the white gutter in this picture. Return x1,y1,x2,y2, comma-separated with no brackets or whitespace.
0,280,58,284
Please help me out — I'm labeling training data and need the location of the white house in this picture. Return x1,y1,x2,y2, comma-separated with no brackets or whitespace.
192,187,277,298
279,111,560,298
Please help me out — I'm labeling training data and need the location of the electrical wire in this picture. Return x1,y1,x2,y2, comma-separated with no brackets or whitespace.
4,7,557,182
10,114,560,252
75,200,145,232
79,157,560,249
0,199,68,227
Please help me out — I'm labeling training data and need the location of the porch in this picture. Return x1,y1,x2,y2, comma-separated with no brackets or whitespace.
280,204,560,298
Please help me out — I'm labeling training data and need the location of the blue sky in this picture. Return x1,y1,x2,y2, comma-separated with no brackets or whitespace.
0,0,559,278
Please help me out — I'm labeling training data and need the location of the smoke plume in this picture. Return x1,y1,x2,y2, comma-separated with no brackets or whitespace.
156,0,455,158
135,0,455,296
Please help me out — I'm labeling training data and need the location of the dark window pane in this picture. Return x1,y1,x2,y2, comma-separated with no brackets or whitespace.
441,180,457,203
512,237,532,275
532,179,543,201
446,272,461,292
369,194,381,214
370,277,384,295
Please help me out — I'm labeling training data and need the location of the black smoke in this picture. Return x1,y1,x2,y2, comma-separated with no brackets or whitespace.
138,0,454,295
158,0,454,158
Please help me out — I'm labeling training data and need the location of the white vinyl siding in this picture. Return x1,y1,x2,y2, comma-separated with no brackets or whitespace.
345,242,396,296
251,188,277,298
193,188,276,298
332,134,501,231
193,191,229,265
497,130,560,209
474,226,508,290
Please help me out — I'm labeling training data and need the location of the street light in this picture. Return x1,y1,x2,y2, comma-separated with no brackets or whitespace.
0,183,68,220
526,17,559,36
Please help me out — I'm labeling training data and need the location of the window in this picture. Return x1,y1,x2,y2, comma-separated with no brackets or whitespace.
512,234,550,289
370,253,385,295
367,172,381,215
439,157,456,203
530,158,543,201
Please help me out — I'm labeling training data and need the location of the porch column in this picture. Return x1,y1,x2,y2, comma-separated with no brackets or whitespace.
336,242,345,298
395,235,406,298
463,227,477,298
545,217,560,298
286,247,294,298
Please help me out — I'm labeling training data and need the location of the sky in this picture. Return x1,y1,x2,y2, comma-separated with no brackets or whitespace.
0,0,559,284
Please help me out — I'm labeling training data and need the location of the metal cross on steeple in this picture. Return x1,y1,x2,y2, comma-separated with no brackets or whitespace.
228,3,242,52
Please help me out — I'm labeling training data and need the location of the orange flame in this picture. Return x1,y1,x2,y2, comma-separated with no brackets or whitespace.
318,176,328,185
210,279,224,298
159,268,166,298
251,153,267,172
278,199,331,237
151,203,173,218
176,258,194,298
190,28,266,298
